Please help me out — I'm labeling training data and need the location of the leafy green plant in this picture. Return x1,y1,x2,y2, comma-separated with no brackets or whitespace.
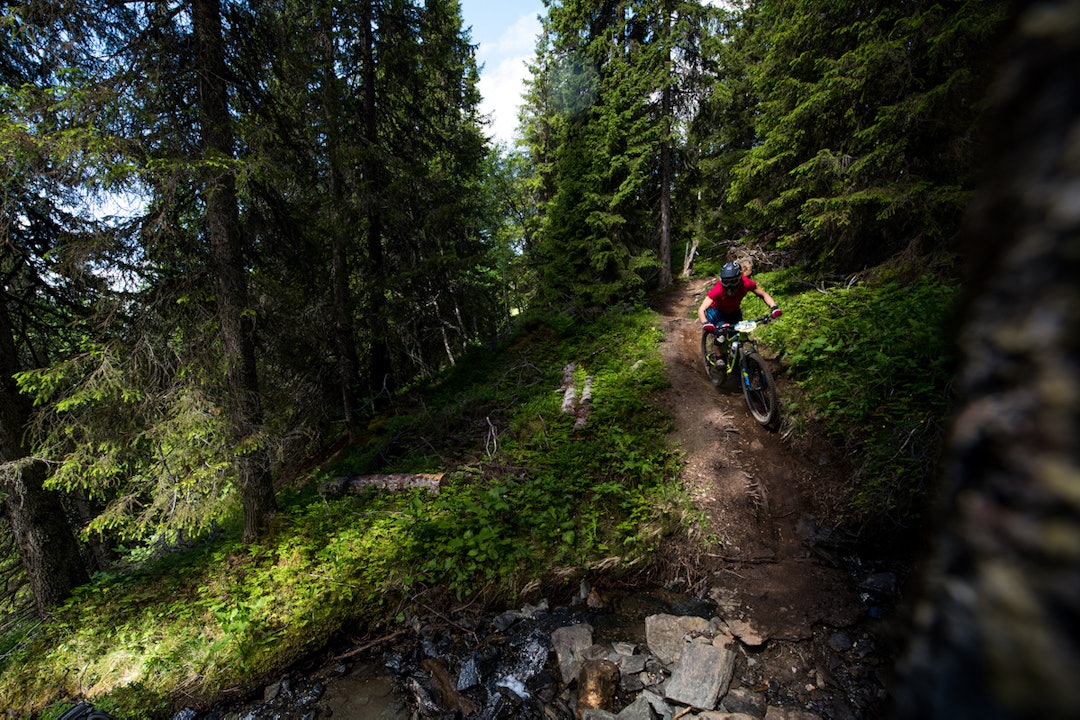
385,309,682,596
0,306,687,715
756,267,957,528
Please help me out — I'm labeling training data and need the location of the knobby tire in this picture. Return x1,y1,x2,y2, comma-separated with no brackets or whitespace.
740,351,778,427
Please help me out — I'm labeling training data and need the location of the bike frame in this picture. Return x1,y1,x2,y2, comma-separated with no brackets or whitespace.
707,315,770,369
701,315,779,427
726,317,766,370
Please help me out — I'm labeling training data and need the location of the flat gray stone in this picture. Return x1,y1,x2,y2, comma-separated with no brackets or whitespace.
645,614,712,666
552,623,594,684
616,652,647,675
639,689,674,719
582,711,618,720
663,641,736,710
617,694,659,720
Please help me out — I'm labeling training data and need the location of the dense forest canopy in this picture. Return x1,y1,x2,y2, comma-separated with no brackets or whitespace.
1,0,1009,626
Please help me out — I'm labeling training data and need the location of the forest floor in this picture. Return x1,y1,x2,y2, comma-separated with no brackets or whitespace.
211,279,903,719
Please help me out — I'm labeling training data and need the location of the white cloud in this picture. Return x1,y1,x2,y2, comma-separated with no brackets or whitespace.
493,11,542,56
478,54,532,147
476,11,541,148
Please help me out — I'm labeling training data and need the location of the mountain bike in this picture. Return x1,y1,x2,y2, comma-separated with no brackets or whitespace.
701,316,779,427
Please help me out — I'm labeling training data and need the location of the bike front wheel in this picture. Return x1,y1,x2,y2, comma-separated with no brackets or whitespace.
740,351,779,427
701,331,727,385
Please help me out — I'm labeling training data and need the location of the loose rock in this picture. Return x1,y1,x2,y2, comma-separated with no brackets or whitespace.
577,658,621,719
553,623,595,684
616,694,659,720
645,613,712,666
663,641,736,710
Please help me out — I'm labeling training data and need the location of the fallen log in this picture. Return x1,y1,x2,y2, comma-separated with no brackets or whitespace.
319,473,444,498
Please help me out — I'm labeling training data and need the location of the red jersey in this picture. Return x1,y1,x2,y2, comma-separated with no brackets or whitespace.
707,275,757,313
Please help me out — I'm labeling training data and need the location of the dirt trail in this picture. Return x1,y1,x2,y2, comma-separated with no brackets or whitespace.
650,279,889,714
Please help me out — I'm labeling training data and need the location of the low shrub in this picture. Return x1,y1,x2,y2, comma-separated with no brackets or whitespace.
756,267,958,529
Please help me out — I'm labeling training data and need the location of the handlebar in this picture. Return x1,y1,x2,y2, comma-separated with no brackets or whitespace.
701,315,776,336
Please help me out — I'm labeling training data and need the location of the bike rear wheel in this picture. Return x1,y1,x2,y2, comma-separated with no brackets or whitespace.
740,351,779,427
701,331,726,384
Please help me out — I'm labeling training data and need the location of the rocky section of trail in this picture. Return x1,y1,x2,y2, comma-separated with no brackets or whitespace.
184,575,896,719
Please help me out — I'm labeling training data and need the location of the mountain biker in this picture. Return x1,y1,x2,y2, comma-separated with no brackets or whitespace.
697,261,782,334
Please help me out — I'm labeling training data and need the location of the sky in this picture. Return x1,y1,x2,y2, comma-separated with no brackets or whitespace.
458,1,545,148
457,1,730,149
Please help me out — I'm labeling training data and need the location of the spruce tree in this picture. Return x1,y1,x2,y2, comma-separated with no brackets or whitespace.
722,0,1011,270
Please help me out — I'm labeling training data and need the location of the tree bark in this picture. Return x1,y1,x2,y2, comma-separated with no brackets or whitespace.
360,0,393,400
318,17,361,439
192,0,276,541
893,3,1080,716
0,299,89,616
657,1,674,289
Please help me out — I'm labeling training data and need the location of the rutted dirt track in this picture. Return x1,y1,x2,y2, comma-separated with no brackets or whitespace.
651,279,860,636
650,279,894,715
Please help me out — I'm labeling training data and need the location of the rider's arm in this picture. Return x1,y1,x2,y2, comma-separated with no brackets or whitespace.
753,286,777,309
697,295,714,323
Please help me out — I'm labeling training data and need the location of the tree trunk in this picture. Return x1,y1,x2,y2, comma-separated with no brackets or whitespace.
893,3,1080,716
319,18,361,439
681,238,698,278
331,197,360,436
192,0,276,542
69,490,116,573
657,2,674,289
360,0,393,400
0,299,89,616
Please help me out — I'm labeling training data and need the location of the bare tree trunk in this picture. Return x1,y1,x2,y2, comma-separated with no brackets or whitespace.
657,1,674,289
682,191,701,278
192,0,276,542
0,300,89,616
360,0,393,400
319,19,361,439
894,3,1080,717
681,238,698,278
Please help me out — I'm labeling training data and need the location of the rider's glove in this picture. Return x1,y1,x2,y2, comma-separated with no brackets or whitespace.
770,306,783,319
702,322,717,333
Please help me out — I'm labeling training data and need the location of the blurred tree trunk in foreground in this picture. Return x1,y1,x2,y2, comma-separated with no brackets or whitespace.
894,2,1080,718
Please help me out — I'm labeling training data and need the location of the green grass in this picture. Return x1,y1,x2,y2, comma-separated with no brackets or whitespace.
754,264,958,529
0,306,685,717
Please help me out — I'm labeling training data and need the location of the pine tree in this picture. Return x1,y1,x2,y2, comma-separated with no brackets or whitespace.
192,0,278,541
523,0,664,311
5,0,505,569
0,4,116,613
721,0,1011,270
